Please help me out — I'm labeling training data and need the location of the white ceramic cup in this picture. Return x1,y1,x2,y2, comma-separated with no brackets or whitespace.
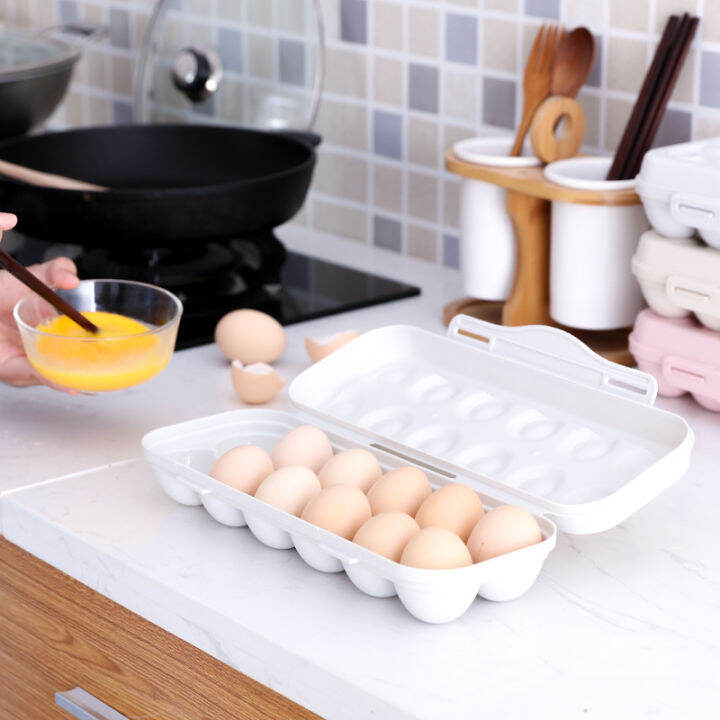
545,157,649,330
454,137,541,301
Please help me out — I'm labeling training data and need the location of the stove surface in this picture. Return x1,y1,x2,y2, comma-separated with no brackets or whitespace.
5,231,420,349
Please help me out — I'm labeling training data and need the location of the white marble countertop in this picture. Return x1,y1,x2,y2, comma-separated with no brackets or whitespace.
1,227,719,719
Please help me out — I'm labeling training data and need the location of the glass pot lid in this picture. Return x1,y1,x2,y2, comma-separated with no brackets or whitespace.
0,28,80,82
134,0,325,131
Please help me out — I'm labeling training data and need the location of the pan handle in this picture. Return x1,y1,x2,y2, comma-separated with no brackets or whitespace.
275,131,322,148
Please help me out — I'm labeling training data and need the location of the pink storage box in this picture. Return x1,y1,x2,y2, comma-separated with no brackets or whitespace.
629,309,720,411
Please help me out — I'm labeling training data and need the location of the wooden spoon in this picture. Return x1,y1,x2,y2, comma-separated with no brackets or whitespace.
0,249,99,333
0,158,107,192
550,27,595,98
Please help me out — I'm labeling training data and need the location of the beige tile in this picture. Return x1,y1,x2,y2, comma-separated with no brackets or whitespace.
694,114,720,139
483,18,516,73
577,91,600,148
610,0,649,31
112,56,133,97
88,96,110,125
373,163,403,214
565,0,604,28
86,50,107,90
313,200,368,242
484,0,517,11
521,24,542,70
248,34,274,80
408,117,439,167
443,179,461,229
445,0,478,7
444,70,477,123
248,0,273,27
217,0,243,21
277,0,306,33
219,78,243,121
407,225,438,262
315,151,368,203
670,48,695,104
373,56,403,106
30,0,56,24
318,0,340,41
443,124,476,149
65,92,84,127
316,100,368,151
374,1,403,51
325,47,367,98
408,172,438,222
703,3,720,42
605,97,634,152
606,37,648,94
655,0,699,32
408,6,439,57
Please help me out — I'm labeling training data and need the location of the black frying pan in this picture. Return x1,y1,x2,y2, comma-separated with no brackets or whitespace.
0,124,319,247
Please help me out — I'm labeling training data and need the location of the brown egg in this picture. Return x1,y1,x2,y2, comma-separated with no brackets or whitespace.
210,445,274,493
215,309,287,364
254,466,321,516
300,485,372,539
305,330,359,364
400,527,472,569
231,361,284,404
353,512,420,562
318,448,382,493
415,483,485,542
367,466,432,516
271,425,334,474
466,505,543,563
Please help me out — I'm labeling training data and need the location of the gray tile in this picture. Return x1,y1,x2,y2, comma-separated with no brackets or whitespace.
373,215,402,252
279,39,305,85
109,7,131,49
112,100,133,124
524,0,560,18
443,234,460,269
446,13,478,65
408,63,439,114
586,34,602,88
58,0,78,23
482,76,516,129
700,51,720,108
193,95,216,117
341,0,367,44
218,27,243,73
652,108,692,147
374,110,403,159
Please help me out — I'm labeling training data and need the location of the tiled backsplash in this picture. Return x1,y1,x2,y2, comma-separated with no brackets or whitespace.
1,0,720,268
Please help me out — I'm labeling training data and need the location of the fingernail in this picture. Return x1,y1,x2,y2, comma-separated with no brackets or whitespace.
0,212,17,230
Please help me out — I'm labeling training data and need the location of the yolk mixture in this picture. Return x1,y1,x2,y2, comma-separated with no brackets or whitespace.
31,311,170,391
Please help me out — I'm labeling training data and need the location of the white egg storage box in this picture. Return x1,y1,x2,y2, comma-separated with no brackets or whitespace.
143,316,693,624
636,138,720,247
632,231,720,330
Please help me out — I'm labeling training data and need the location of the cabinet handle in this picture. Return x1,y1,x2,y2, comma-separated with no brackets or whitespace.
55,688,128,720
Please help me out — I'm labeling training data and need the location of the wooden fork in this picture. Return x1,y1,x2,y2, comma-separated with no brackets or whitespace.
509,23,562,157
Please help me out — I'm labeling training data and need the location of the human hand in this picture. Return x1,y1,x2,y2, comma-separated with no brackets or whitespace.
0,212,81,392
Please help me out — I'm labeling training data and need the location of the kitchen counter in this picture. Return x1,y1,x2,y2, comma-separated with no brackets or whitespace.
1,227,719,719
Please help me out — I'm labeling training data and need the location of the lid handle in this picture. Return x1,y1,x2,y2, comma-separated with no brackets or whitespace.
662,355,719,393
666,275,720,313
448,314,657,406
670,192,720,232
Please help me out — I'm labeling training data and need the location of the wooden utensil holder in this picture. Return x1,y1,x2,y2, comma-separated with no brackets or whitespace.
444,149,642,366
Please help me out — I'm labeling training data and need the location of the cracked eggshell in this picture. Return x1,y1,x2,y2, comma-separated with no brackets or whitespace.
466,505,542,563
400,527,472,569
215,309,287,364
271,425,334,474
415,483,485,542
210,445,274,493
353,512,420,562
305,330,359,363
301,485,372,540
254,466,321,516
318,448,382,493
232,361,284,405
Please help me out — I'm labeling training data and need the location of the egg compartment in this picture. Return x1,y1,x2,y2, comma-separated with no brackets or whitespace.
636,139,720,248
629,309,720,412
632,231,720,331
290,316,692,536
143,409,557,624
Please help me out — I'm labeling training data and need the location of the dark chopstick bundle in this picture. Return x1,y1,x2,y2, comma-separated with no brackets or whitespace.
606,13,699,180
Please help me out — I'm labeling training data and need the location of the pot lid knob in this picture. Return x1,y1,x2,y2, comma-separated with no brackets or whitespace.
171,47,222,103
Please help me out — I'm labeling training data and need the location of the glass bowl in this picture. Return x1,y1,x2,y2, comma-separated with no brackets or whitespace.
14,279,183,392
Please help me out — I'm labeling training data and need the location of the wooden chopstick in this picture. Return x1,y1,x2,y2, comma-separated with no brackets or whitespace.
622,14,698,179
606,15,679,180
0,249,99,334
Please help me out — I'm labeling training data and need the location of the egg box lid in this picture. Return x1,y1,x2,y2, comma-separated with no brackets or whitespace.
289,315,693,535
